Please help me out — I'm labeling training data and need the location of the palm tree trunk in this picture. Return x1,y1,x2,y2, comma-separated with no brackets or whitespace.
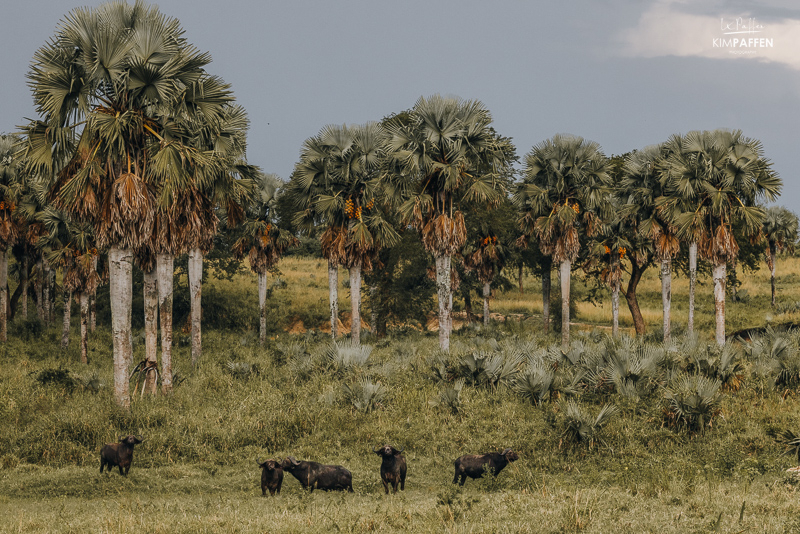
258,270,267,345
661,258,671,343
90,255,97,333
61,289,71,349
21,254,28,320
79,291,89,365
518,264,524,294
0,249,6,342
328,261,338,338
688,242,697,334
157,253,174,395
188,247,202,368
560,259,571,351
483,282,491,325
770,243,777,307
713,261,726,346
435,254,452,352
611,256,620,338
36,258,43,322
143,267,158,396
42,260,51,327
349,261,362,344
108,245,133,410
625,261,646,335
370,283,378,335
542,256,551,333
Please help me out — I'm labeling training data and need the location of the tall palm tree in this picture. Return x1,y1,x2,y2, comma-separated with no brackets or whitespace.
292,122,398,344
516,134,611,350
232,172,297,345
661,130,781,345
39,207,99,364
621,144,680,342
25,0,234,408
756,206,798,307
382,95,514,351
0,134,23,341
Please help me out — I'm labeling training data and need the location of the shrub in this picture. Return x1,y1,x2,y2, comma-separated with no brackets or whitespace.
663,374,722,434
559,399,619,449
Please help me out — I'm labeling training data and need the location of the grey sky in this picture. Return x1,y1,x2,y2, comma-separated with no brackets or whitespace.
2,0,798,207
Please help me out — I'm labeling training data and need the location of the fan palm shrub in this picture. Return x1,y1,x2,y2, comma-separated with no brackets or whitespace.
342,377,386,413
663,374,722,434
559,399,619,449
327,339,372,372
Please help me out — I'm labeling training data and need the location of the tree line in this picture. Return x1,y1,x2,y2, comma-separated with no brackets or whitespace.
1,1,796,410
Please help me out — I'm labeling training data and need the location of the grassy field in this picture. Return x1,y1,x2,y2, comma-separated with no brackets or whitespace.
1,255,800,533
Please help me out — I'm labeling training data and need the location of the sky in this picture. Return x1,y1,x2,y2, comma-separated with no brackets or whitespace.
2,0,799,207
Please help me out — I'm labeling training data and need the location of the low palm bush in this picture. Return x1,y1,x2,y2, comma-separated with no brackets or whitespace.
559,399,619,449
429,378,465,415
663,374,722,434
327,340,372,372
341,377,386,413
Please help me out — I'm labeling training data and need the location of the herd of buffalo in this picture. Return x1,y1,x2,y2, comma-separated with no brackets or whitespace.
100,435,520,495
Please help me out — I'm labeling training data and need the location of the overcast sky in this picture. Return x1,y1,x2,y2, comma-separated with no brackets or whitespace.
2,0,798,207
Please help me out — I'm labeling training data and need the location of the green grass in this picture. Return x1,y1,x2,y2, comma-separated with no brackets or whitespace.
2,257,800,532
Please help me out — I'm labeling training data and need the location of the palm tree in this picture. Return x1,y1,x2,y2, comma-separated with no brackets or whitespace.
516,134,611,350
25,0,234,408
621,144,680,342
382,95,514,351
757,206,798,307
292,122,398,344
233,172,297,345
0,134,23,341
38,207,99,364
661,130,781,345
463,233,505,325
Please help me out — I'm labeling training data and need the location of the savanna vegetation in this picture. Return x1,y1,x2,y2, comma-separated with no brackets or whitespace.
1,1,800,532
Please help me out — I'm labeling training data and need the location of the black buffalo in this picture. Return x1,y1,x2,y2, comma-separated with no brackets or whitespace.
258,458,284,496
452,448,519,485
373,444,406,494
100,435,143,476
281,456,353,492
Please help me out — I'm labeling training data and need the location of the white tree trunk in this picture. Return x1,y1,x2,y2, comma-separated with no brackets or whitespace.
350,261,362,345
713,262,726,347
61,289,71,349
370,283,378,334
661,258,671,343
36,258,43,322
42,260,51,327
542,260,551,333
258,270,267,345
188,247,202,368
21,254,28,320
143,267,159,396
79,291,89,365
770,244,777,307
483,282,491,326
328,261,338,338
90,255,97,333
688,242,697,335
157,253,174,395
0,250,6,342
109,246,133,409
435,254,452,352
612,278,620,339
561,259,571,351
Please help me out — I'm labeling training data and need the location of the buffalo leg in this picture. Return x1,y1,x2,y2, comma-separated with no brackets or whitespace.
382,480,389,495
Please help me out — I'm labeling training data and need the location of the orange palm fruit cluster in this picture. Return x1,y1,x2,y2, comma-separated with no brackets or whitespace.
366,199,374,210
355,206,362,220
572,202,579,213
345,197,355,218
604,245,611,254
619,247,626,258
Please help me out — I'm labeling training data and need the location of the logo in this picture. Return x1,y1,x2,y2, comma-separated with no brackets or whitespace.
713,17,774,55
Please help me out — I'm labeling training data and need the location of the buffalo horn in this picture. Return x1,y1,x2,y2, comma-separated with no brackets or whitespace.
501,448,512,455
289,456,299,466
136,434,144,442
373,446,381,453
118,435,126,442
397,445,404,454
257,458,264,466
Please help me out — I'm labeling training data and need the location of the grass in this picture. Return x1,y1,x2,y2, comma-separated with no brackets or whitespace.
2,255,800,532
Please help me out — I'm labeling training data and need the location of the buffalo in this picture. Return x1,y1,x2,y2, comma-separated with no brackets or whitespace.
452,448,519,485
281,456,353,492
100,435,143,476
257,458,284,496
373,444,406,494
